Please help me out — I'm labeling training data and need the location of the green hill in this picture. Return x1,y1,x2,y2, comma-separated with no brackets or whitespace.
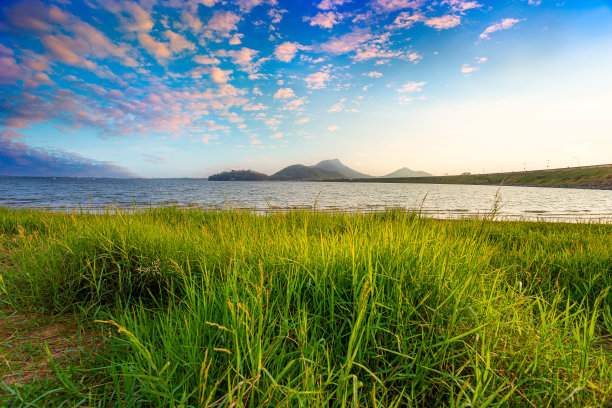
383,167,432,178
271,164,344,181
208,170,270,181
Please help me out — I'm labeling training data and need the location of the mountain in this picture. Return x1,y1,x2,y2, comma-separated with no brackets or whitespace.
382,167,432,178
271,164,344,181
312,159,372,179
209,169,270,181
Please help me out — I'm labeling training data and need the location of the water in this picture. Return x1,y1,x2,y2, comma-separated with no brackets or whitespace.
1,177,611,222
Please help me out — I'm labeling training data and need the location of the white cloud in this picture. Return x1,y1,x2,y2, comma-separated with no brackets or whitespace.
364,71,383,78
397,81,426,92
304,71,331,89
528,0,541,5
475,56,488,63
274,41,311,62
425,15,461,30
294,117,311,124
274,87,295,98
327,125,340,131
271,132,283,139
461,64,479,75
216,47,259,72
284,98,307,110
304,12,344,29
235,0,265,13
479,18,522,40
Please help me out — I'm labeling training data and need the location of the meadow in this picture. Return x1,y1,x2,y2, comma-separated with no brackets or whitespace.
0,206,610,407
348,165,612,190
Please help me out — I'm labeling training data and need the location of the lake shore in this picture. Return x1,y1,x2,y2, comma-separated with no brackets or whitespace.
1,207,611,406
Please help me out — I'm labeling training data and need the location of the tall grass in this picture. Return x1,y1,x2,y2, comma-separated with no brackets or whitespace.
0,206,610,406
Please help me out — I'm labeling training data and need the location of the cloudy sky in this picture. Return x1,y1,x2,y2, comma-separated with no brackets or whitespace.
1,0,611,177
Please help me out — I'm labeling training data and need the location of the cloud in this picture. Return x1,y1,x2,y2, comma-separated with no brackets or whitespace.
392,12,423,29
215,47,260,74
317,0,351,10
235,0,266,13
479,18,522,40
327,125,339,131
320,29,371,54
209,67,232,84
2,0,53,32
274,41,310,62
206,10,241,38
461,64,479,75
41,34,97,70
121,2,154,32
0,54,24,84
397,81,426,92
425,15,461,30
304,12,345,29
304,71,331,89
138,33,172,61
475,56,488,63
364,71,383,78
265,117,281,128
0,137,134,177
374,0,423,12
193,55,221,65
163,30,196,53
243,103,267,111
443,0,482,12
274,88,295,98
270,132,283,139
283,97,307,110
294,118,311,124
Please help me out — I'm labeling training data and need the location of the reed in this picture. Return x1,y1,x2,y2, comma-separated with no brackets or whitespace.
0,206,610,406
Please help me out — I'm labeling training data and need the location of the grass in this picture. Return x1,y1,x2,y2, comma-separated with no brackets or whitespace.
0,206,610,407
341,165,612,189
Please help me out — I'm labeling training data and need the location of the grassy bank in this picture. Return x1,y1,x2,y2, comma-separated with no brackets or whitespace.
0,207,611,406
342,165,612,189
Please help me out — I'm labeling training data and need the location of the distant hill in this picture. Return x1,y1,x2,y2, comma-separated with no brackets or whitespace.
209,169,269,181
382,167,432,178
271,164,344,181
312,159,372,179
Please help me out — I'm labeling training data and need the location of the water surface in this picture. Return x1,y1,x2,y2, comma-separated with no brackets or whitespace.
1,177,610,222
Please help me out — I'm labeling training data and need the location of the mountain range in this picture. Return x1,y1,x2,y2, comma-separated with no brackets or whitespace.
209,159,431,181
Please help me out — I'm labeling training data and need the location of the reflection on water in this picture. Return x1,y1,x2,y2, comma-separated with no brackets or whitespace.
0,177,610,222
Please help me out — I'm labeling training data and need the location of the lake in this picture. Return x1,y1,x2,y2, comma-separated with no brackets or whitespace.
1,177,611,222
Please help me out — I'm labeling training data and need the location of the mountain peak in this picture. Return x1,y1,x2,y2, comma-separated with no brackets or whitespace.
312,159,371,179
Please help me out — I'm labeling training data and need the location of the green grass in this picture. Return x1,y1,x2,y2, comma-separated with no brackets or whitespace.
0,206,611,407
342,165,612,189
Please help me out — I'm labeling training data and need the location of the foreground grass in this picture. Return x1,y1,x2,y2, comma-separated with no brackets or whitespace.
343,165,612,189
0,207,610,407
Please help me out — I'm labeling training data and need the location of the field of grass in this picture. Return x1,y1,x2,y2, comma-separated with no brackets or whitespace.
0,206,611,407
346,165,612,189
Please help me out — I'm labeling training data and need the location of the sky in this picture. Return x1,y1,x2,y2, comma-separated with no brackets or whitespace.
1,0,611,178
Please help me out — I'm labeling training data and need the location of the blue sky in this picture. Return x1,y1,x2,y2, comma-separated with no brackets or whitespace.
1,0,611,177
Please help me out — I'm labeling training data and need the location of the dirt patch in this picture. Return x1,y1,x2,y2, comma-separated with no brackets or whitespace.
0,309,98,385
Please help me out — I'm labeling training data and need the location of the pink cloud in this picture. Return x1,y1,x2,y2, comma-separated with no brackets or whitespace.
41,34,98,70
479,18,522,39
425,15,461,30
206,10,241,38
138,33,171,61
274,41,310,62
304,71,331,89
374,0,423,12
397,81,426,92
274,88,296,99
317,0,351,10
320,29,371,54
163,30,195,53
304,12,345,29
